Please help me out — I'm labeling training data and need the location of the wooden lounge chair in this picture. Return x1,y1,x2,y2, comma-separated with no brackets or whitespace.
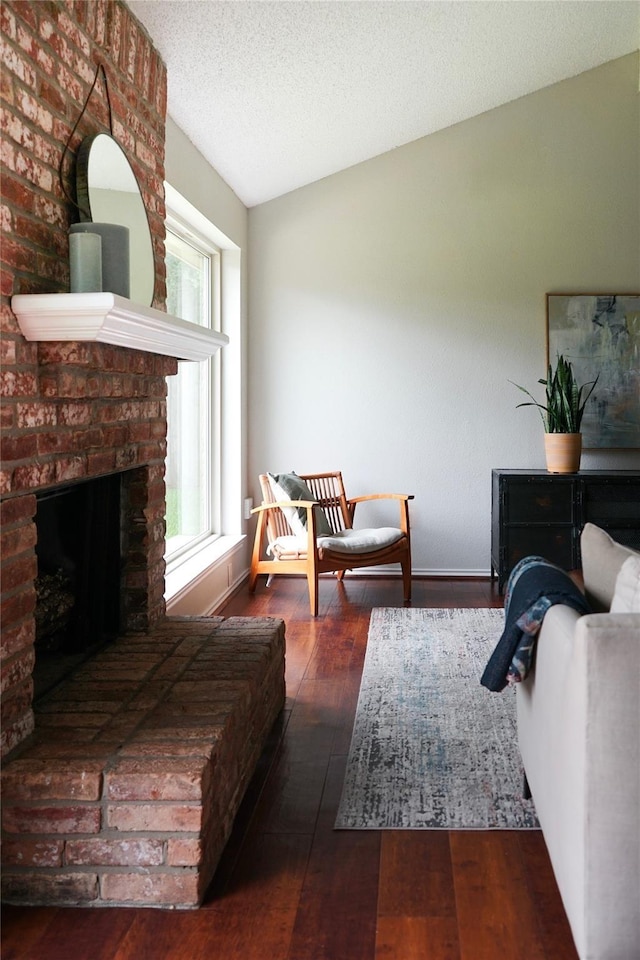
249,471,413,616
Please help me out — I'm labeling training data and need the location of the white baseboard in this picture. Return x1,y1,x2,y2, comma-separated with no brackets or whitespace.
409,568,491,578
339,566,491,579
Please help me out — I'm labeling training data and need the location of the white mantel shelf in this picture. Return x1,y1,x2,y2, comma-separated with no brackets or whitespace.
11,292,228,362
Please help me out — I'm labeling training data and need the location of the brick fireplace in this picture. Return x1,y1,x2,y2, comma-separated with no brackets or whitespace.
2,0,172,762
1,342,176,756
1,1,285,908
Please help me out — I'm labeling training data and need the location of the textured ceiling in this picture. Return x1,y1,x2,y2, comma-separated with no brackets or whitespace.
127,1,639,207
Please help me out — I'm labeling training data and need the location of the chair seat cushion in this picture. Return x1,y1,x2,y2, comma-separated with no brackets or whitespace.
269,527,404,560
318,527,403,555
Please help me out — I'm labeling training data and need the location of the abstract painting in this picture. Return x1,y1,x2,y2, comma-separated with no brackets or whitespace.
547,294,640,448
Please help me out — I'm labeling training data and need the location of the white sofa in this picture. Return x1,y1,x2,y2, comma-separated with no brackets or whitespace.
516,523,640,960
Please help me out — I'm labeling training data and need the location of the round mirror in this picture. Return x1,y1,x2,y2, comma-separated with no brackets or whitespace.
76,133,155,306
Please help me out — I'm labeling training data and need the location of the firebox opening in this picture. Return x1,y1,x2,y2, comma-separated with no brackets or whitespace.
34,473,123,700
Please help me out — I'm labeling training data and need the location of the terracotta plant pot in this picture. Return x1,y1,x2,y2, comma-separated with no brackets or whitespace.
544,433,582,474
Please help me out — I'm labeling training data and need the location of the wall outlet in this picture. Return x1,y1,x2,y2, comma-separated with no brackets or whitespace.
243,497,253,520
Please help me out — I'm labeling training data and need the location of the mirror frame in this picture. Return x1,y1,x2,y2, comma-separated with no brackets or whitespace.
76,133,155,307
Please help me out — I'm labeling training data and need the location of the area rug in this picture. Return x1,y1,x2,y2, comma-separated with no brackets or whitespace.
335,607,539,830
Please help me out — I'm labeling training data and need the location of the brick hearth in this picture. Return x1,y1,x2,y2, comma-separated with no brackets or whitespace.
1,616,285,909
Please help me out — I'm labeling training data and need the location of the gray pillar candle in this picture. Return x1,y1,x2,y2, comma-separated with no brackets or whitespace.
69,231,102,293
69,222,130,298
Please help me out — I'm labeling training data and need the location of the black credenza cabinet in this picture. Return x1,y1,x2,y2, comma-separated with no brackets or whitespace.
491,469,640,592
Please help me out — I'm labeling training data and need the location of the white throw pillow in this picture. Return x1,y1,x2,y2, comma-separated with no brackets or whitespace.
267,474,307,538
610,555,640,614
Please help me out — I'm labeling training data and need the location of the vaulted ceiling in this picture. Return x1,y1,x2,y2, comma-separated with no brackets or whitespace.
128,1,639,207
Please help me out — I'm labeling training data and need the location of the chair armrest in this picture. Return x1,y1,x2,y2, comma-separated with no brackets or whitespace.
348,493,414,504
251,498,317,515
347,493,413,532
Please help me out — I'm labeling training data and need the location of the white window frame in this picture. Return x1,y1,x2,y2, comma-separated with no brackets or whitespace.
163,183,244,608
164,218,221,564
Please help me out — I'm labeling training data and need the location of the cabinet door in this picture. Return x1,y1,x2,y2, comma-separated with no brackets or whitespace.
582,479,640,554
583,480,640,526
505,478,576,523
503,525,575,574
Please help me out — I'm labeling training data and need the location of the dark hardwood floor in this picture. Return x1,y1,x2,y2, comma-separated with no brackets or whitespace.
1,575,579,960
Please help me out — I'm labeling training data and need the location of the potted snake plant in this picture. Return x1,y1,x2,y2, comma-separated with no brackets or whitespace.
511,355,599,473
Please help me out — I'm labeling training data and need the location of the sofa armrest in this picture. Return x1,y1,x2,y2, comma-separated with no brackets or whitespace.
575,610,640,644
573,611,640,835
516,604,582,806
517,608,640,959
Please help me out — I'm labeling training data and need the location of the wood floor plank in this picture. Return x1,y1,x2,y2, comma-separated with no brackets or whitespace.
303,627,356,681
516,832,578,959
212,831,311,911
378,832,457,919
2,906,136,960
284,678,349,764
330,667,364,757
286,756,380,960
172,908,299,960
251,754,329,835
110,909,208,960
375,916,460,960
450,831,548,960
376,833,462,960
177,833,311,960
0,906,58,960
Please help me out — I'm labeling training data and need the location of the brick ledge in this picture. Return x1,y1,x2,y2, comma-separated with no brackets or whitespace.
1,616,286,909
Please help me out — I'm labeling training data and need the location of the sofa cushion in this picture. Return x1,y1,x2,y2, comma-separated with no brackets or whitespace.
611,555,640,613
581,523,639,613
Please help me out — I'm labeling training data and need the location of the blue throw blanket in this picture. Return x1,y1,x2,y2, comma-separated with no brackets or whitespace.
481,556,591,693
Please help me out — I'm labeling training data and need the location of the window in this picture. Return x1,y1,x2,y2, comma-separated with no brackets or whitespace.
164,222,221,561
163,182,243,608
